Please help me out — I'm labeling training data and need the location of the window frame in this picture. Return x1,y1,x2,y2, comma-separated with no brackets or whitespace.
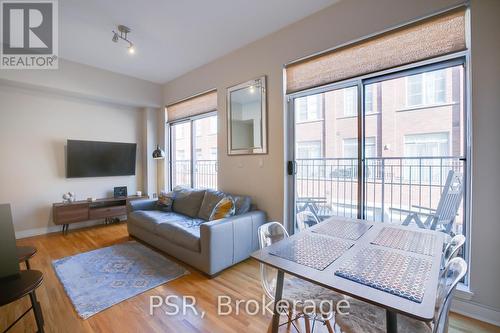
167,111,218,190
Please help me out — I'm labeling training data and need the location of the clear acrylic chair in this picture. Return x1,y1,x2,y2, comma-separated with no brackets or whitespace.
441,234,465,270
296,210,321,232
258,222,342,333
335,257,468,333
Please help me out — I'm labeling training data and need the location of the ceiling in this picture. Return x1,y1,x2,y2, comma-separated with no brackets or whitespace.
59,0,338,84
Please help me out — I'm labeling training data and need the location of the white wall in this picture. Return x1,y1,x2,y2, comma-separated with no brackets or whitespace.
0,58,162,237
162,0,500,322
0,59,163,108
0,85,143,235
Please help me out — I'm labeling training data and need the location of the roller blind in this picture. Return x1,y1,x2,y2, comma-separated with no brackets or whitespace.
286,8,467,94
167,90,217,122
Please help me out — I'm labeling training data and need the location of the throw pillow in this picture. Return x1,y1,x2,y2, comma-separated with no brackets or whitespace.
156,191,174,212
209,196,235,221
230,195,252,215
198,189,225,221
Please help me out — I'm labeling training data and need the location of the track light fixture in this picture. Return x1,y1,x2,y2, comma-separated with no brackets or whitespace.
112,25,135,54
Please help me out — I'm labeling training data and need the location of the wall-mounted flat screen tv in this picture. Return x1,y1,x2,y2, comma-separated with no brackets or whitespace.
67,140,137,178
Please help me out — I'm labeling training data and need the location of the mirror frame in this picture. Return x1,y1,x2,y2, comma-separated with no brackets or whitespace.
226,76,268,155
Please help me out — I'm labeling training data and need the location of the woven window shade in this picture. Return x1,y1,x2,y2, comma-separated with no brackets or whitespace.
286,9,466,94
167,90,217,122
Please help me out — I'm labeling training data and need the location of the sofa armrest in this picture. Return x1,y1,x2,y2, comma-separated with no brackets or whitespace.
127,199,158,213
200,210,266,275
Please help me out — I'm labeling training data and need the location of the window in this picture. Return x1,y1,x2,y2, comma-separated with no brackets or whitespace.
209,148,217,160
209,117,217,134
171,122,191,188
404,132,450,183
406,69,447,107
295,95,322,122
343,86,357,116
195,149,202,159
296,141,321,159
364,84,375,114
169,114,218,189
404,132,450,157
343,137,376,158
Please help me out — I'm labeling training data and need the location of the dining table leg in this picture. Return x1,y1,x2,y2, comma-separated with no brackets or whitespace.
386,310,397,333
271,270,285,333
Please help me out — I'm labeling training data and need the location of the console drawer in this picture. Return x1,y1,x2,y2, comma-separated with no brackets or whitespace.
89,206,127,219
54,204,89,224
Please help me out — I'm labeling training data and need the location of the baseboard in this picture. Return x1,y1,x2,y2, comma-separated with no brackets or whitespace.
451,297,500,327
15,220,113,239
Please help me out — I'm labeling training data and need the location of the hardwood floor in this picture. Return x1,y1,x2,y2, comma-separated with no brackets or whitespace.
1,223,497,333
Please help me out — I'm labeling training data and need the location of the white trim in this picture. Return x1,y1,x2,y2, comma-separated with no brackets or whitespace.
451,297,500,327
15,219,121,239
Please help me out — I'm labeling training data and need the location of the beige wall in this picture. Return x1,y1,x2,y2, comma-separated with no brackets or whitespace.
162,0,500,319
468,0,500,318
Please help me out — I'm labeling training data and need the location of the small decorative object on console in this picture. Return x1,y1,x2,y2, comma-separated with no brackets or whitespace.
62,192,75,203
114,186,127,198
136,191,142,197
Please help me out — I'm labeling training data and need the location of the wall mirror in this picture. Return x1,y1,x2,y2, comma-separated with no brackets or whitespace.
227,76,267,155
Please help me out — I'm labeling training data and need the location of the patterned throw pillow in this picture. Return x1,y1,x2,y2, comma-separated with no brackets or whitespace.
209,196,235,221
156,191,174,212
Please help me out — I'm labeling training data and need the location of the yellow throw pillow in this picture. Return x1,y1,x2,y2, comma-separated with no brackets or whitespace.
209,196,235,221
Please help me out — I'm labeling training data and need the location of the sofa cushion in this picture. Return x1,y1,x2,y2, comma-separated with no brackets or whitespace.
198,189,225,221
128,210,186,233
172,188,206,218
155,217,203,252
209,196,236,221
230,195,252,215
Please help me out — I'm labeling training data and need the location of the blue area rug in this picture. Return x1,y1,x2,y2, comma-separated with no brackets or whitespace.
52,241,188,319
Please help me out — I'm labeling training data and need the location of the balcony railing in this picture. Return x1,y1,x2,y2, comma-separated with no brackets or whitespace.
171,159,218,189
295,156,464,235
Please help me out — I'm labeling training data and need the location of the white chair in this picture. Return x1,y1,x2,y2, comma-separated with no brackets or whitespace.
441,234,465,270
397,170,464,234
296,210,320,232
335,257,468,333
258,222,342,333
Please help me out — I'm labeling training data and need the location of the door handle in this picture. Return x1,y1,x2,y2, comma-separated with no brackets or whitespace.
287,161,297,175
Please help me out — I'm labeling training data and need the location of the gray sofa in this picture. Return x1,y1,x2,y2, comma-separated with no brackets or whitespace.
127,188,266,276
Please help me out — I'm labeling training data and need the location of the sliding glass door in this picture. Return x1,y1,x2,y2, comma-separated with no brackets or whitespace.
289,58,467,237
169,113,218,190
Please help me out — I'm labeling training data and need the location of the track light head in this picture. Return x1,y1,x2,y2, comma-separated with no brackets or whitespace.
128,43,135,54
112,32,119,43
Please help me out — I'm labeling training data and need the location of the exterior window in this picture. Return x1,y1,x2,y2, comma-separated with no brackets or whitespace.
364,84,374,114
295,95,322,122
209,116,217,134
296,141,321,159
343,86,357,117
343,137,376,158
404,132,450,157
195,148,202,159
209,147,217,160
176,149,186,160
406,69,447,107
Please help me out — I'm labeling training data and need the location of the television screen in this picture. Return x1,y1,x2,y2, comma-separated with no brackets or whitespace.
67,140,137,178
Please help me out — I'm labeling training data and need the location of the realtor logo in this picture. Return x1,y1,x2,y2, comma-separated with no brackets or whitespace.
1,0,58,69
